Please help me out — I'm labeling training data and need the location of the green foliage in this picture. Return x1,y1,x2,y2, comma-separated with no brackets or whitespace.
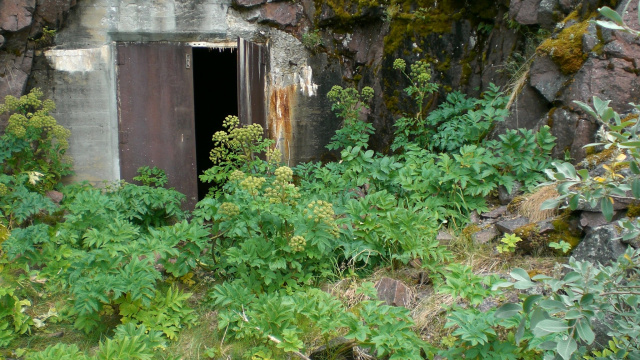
595,2,640,36
549,240,571,254
301,29,323,49
133,166,168,188
0,88,72,192
0,284,33,347
436,264,501,306
497,233,522,254
493,249,640,359
199,115,275,196
326,85,375,150
26,323,167,360
210,283,430,359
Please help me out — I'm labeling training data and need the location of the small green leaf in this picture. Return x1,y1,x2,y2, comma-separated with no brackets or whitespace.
495,303,522,319
534,319,569,335
569,195,579,210
557,336,577,360
601,197,614,221
510,268,530,282
632,179,640,198
576,318,595,344
523,295,542,313
598,6,624,24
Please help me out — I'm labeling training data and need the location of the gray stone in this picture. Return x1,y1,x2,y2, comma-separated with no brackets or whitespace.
537,219,556,233
530,55,568,103
537,0,559,29
436,231,455,244
0,34,4,48
496,217,530,234
234,0,268,7
497,84,550,137
482,206,508,219
571,225,628,266
0,0,36,32
582,26,600,54
559,0,580,13
375,277,412,308
473,226,501,245
579,211,621,233
498,181,523,205
509,0,542,25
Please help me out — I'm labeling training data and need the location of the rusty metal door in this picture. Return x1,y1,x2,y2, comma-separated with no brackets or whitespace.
116,43,198,209
237,38,268,132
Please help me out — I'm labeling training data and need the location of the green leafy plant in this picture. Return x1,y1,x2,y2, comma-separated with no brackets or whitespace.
549,240,571,254
326,86,375,150
210,283,431,359
133,166,168,188
0,284,33,348
301,29,323,49
493,249,640,359
497,233,522,254
0,88,72,192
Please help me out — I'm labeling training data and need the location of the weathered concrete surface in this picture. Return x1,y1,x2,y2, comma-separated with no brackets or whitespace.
22,0,337,185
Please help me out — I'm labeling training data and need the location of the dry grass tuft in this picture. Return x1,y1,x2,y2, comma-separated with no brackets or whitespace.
516,185,560,222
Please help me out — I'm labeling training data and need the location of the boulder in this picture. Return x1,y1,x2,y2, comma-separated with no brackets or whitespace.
259,2,301,27
498,181,523,205
530,55,568,103
571,225,628,266
497,84,550,136
579,211,622,234
481,206,508,220
234,0,268,7
0,50,34,100
30,0,77,36
0,0,36,32
509,0,541,25
45,190,63,204
375,277,412,308
537,0,559,30
496,217,530,234
472,226,501,245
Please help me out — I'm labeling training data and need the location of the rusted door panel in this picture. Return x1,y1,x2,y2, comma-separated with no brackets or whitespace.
117,43,198,209
237,38,268,135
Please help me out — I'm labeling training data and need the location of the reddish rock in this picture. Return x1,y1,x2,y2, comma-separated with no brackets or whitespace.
561,58,640,115
509,0,541,25
30,0,77,35
482,206,508,219
497,84,550,136
472,226,501,245
580,211,622,233
530,55,568,103
0,50,34,100
375,277,412,308
0,0,36,32
259,2,301,27
569,118,598,163
549,108,578,159
45,190,64,204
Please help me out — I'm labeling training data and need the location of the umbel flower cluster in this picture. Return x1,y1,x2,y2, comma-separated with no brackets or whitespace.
304,200,340,238
209,115,265,165
265,166,300,205
1,89,71,149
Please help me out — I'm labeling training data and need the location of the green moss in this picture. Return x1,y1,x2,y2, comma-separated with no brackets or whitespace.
546,107,558,128
627,201,640,218
537,14,595,75
550,216,582,250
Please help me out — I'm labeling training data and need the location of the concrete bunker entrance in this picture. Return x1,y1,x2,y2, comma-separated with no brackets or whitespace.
116,39,267,208
192,47,237,200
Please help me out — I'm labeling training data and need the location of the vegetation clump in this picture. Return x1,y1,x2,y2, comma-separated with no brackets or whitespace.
537,17,592,75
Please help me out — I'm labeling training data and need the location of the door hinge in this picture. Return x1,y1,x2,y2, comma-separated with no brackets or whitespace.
185,54,191,69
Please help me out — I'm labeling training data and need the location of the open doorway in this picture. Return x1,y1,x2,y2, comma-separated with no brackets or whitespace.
193,47,238,200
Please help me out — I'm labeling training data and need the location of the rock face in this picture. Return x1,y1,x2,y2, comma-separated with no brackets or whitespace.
375,277,412,307
571,225,627,266
0,0,36,32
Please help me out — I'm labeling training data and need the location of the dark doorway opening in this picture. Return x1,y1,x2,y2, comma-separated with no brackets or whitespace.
193,47,238,200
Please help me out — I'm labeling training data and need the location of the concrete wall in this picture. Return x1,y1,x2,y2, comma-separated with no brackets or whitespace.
28,0,328,184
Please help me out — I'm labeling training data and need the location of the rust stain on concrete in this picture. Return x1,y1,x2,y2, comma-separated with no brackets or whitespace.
268,85,295,164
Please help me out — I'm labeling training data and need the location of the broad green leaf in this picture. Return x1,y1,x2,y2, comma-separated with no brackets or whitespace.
598,6,624,24
573,100,598,119
524,295,542,313
495,303,522,319
557,336,577,360
515,318,526,345
633,178,640,198
595,20,625,30
534,319,569,335
569,195,579,210
541,198,562,210
601,196,614,221
576,318,595,344
510,268,531,282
